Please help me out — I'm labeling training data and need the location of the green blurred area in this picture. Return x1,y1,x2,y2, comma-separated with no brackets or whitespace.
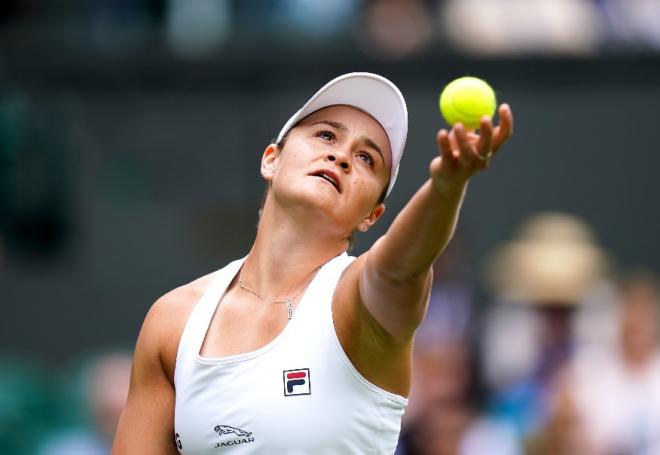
1,1,659,454
0,351,130,454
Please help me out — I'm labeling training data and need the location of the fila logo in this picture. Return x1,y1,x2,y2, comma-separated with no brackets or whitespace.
283,368,311,396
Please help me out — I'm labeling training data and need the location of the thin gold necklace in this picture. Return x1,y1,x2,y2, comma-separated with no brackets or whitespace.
237,265,320,319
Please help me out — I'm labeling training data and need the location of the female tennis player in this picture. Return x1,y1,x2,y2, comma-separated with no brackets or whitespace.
112,72,513,454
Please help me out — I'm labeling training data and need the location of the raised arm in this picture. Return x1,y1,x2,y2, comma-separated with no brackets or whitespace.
361,104,514,340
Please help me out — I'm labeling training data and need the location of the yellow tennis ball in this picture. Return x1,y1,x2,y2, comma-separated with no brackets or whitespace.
439,76,497,129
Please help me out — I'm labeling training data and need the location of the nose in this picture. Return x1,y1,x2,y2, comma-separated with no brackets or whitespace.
327,151,351,172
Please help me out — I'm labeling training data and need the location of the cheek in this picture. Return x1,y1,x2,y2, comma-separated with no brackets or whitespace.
351,177,382,206
273,150,303,177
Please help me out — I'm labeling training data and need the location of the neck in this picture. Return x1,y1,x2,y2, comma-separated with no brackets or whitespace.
241,198,348,299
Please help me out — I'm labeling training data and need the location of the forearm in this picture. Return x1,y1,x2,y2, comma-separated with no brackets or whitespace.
358,106,512,339
372,175,468,281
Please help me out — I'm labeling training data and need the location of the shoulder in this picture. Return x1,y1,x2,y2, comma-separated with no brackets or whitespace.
335,248,432,341
148,272,215,328
332,252,417,396
333,252,394,344
114,270,220,454
139,271,217,384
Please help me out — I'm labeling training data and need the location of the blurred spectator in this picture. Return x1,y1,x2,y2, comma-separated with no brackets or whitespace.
403,236,475,434
399,236,520,455
440,0,602,56
481,213,609,437
274,0,362,39
37,352,132,455
525,367,593,455
598,0,660,50
354,0,433,60
232,0,361,44
166,0,232,59
571,271,660,454
2,0,660,56
423,234,474,343
402,340,473,455
401,336,520,455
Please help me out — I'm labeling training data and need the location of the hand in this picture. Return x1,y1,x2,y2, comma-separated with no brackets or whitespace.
430,103,514,185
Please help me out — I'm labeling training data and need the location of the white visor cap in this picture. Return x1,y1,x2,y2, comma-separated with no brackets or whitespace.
276,72,408,197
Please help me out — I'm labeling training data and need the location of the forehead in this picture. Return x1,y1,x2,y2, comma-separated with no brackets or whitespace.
299,105,392,166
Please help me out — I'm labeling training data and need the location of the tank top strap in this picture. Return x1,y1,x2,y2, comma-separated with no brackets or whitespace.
175,257,245,379
297,252,356,322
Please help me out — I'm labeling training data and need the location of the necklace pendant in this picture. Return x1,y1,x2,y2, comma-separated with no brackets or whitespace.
286,299,294,320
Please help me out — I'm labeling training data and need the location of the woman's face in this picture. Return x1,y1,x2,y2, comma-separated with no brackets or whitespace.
262,105,392,237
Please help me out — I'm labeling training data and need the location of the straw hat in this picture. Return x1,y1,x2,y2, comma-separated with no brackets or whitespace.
484,213,609,305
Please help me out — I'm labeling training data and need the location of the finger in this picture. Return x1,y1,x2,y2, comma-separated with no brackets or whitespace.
454,123,472,164
492,104,514,152
466,131,480,142
448,127,461,160
476,115,494,160
436,129,453,162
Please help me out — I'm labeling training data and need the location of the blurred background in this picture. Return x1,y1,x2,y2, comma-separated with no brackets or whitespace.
1,0,659,453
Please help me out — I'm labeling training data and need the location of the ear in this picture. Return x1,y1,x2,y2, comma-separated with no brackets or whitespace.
260,144,280,181
358,203,386,232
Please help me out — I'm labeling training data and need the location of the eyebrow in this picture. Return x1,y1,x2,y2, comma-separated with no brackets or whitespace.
311,120,385,164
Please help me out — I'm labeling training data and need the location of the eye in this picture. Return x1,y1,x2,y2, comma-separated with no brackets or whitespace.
357,152,374,167
316,130,335,142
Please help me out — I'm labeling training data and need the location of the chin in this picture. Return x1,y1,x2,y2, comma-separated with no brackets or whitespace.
285,185,357,230
276,183,336,213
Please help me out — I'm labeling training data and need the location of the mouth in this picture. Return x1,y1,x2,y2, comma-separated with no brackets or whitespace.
311,169,341,193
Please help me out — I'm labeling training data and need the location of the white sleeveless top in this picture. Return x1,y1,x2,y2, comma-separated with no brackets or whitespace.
174,253,408,454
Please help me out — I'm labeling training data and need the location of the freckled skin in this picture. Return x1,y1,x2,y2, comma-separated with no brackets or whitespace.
263,105,392,240
111,86,514,453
